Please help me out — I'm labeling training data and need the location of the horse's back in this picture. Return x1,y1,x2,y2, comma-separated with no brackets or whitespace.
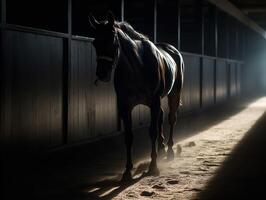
139,40,183,97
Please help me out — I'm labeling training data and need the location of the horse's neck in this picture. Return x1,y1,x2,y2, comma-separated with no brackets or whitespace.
116,30,143,75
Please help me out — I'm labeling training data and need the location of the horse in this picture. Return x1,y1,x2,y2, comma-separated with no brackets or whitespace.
89,12,184,180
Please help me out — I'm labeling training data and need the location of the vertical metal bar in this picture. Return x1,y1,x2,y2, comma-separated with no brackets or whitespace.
62,0,72,145
154,0,157,43
214,6,218,104
68,0,72,36
214,7,218,57
226,15,229,59
117,0,124,131
201,0,204,55
242,26,246,60
235,21,239,60
177,0,181,50
121,0,124,22
1,0,6,26
200,0,204,108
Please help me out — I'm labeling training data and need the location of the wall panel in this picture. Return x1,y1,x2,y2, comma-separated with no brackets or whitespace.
216,59,228,103
237,63,242,94
202,58,215,107
69,40,95,142
181,54,201,112
1,30,63,149
229,62,237,97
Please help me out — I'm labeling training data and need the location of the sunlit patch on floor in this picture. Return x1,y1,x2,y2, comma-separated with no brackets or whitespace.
111,97,266,200
98,186,120,197
87,187,101,193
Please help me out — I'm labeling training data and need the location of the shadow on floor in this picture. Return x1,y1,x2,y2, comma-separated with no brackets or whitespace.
2,97,261,200
197,111,266,200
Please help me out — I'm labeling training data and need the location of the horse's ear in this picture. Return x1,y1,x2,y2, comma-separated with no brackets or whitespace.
88,13,99,29
107,11,115,27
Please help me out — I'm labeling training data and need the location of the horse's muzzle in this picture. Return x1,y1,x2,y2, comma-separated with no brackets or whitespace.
95,76,111,85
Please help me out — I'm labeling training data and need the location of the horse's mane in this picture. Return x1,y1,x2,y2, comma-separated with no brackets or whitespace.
115,21,149,41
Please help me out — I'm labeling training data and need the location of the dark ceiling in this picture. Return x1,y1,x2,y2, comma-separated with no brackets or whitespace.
229,0,266,29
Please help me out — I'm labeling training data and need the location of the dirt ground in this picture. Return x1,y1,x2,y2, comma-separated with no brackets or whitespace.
3,96,266,200
110,97,266,200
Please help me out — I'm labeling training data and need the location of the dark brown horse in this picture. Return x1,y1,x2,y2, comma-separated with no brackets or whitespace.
89,12,184,180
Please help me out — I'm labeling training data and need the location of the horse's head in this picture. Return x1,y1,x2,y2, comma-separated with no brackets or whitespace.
89,12,119,83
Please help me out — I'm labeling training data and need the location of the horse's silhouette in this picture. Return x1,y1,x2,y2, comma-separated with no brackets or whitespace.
89,11,184,180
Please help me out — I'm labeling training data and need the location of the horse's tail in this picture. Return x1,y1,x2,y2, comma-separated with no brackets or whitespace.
156,42,184,106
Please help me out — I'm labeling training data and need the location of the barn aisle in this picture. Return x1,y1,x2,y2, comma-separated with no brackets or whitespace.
110,96,266,200
13,96,264,200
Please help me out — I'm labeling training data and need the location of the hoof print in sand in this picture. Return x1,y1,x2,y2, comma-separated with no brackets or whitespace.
140,191,155,196
152,184,166,190
184,141,196,147
167,179,179,185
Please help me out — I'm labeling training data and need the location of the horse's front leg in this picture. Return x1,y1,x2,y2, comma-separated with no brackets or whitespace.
148,97,161,176
120,107,133,181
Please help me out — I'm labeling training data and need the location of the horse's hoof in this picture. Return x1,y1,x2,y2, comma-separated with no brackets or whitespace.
167,148,174,161
121,170,133,182
146,165,160,176
158,148,167,159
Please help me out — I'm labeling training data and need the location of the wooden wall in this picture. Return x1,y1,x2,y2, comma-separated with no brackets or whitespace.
0,30,63,149
0,30,243,150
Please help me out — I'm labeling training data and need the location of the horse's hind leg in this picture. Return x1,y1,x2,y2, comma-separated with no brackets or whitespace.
167,90,181,160
147,97,161,175
157,108,166,157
